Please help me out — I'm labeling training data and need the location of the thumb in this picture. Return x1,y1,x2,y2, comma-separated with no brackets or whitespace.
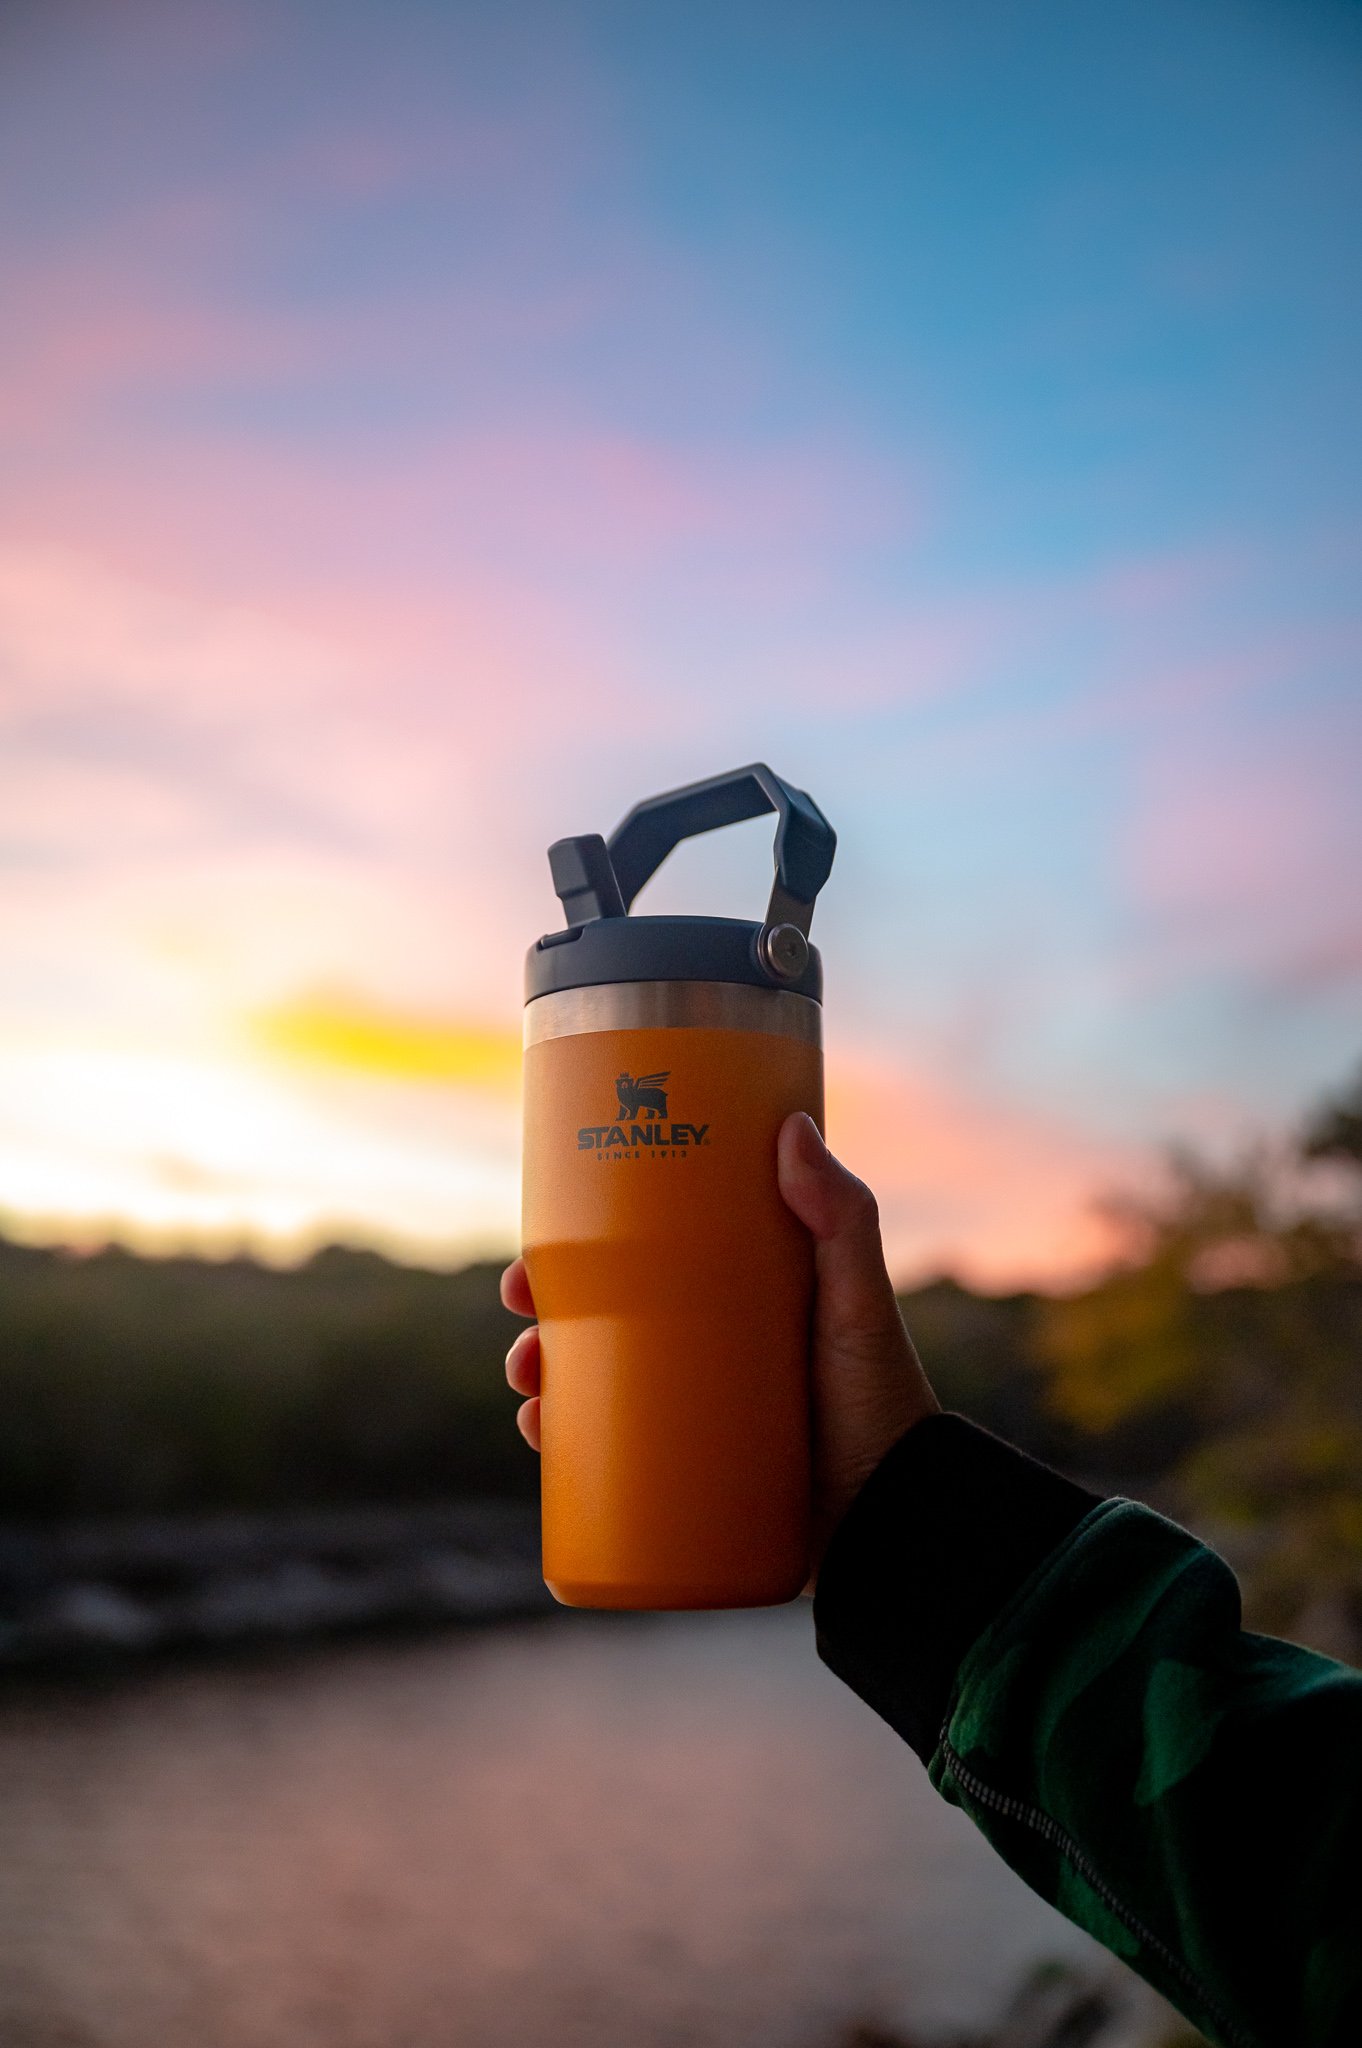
777,1111,903,1352
777,1111,937,1584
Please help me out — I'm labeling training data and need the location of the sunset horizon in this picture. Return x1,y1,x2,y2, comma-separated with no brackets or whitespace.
3,0,1359,1291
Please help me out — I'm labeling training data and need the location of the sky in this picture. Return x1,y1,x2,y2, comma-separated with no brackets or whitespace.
1,0,1360,1286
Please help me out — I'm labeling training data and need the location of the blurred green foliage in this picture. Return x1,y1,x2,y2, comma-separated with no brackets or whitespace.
1036,1066,1362,1659
0,1243,533,1515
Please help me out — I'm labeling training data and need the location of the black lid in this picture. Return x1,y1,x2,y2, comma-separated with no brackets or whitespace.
524,763,835,1005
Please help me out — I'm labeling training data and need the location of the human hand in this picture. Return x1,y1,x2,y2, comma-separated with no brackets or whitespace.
774,1111,938,1582
500,1110,937,1592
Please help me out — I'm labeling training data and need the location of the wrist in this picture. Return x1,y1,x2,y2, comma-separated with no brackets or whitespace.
812,1414,1102,1759
811,1398,939,1578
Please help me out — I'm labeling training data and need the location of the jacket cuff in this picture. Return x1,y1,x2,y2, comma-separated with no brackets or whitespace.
812,1412,1102,1763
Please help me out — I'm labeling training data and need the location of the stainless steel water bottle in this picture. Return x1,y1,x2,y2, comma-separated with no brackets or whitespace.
520,763,836,1609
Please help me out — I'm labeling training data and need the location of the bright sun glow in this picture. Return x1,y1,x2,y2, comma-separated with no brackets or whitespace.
0,1036,520,1266
254,993,522,1092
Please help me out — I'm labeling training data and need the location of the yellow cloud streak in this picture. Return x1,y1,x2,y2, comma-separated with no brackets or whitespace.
254,993,521,1093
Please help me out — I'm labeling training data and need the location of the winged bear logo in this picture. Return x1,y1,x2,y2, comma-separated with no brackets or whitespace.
615,1071,670,1121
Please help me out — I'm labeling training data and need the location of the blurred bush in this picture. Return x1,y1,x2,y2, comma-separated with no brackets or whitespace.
1036,1066,1362,1660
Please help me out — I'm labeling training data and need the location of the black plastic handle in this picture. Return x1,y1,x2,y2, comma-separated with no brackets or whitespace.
605,763,835,915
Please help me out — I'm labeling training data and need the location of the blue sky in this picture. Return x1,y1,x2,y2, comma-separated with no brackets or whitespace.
0,0,1359,1278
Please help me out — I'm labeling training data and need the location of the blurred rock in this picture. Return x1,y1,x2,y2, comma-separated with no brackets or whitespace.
0,1499,552,1663
831,1957,1202,2048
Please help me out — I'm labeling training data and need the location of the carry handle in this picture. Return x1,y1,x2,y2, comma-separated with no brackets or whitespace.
547,764,835,974
607,762,835,930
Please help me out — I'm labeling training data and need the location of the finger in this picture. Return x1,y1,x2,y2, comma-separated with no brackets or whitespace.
516,1395,542,1452
776,1112,872,1243
505,1324,541,1395
500,1256,536,1317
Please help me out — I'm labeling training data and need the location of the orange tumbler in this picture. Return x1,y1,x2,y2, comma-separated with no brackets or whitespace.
521,764,837,1610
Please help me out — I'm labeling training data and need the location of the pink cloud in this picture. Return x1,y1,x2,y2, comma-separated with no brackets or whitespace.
1278,931,1362,994
0,540,631,1012
1122,715,1362,991
0,754,205,856
825,1036,1134,1289
390,423,911,561
62,416,901,587
896,576,1362,801
1135,759,1317,911
0,88,629,444
0,258,322,442
1087,542,1244,617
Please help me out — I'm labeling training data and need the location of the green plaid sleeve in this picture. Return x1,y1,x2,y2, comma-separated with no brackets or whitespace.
813,1418,1362,2048
929,1498,1362,2048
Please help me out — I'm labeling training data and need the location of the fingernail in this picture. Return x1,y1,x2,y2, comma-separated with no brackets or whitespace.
788,1111,828,1170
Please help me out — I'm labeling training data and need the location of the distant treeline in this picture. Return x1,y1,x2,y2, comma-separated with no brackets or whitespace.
2,1063,1359,1657
0,1232,1080,1520
0,1242,533,1517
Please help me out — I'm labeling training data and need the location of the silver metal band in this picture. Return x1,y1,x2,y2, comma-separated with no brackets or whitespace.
524,980,822,1048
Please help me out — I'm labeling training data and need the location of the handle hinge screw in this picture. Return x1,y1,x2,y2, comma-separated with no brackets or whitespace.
758,922,810,981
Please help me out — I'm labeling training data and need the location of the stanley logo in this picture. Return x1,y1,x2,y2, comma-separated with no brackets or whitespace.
615,1070,669,1120
578,1071,710,1157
